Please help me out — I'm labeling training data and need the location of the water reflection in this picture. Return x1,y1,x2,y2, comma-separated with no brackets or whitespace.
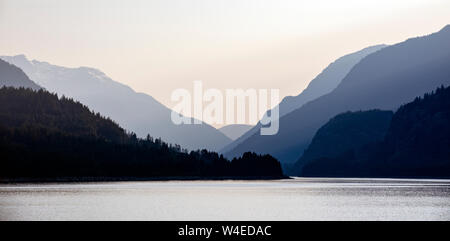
0,178,449,220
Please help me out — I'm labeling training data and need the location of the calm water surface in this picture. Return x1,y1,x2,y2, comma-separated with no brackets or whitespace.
0,178,449,220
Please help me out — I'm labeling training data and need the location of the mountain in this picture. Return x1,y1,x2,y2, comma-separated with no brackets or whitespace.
220,45,386,155
0,87,284,180
300,86,450,178
219,124,253,140
294,110,393,174
0,55,231,151
0,59,41,90
224,25,450,167
0,87,128,143
280,44,387,117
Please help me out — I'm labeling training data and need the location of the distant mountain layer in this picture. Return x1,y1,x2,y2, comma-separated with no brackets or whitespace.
280,44,387,117
219,124,253,140
224,25,450,166
300,86,450,178
0,59,41,90
220,45,386,155
0,55,231,151
0,87,284,180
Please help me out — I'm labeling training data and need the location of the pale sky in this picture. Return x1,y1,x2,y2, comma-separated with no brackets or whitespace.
1,0,450,125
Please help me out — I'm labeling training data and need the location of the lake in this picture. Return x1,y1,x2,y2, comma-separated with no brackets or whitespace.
0,178,449,221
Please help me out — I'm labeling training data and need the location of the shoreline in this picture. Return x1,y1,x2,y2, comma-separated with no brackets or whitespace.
0,176,291,184
2,175,450,184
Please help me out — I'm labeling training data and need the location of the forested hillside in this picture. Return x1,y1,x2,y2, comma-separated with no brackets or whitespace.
0,87,284,180
300,86,450,178
293,110,393,175
1,55,232,151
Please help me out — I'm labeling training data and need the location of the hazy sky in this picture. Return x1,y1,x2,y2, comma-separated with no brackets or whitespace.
1,0,450,124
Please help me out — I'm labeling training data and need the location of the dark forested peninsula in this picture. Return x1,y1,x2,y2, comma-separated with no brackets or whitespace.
0,87,284,181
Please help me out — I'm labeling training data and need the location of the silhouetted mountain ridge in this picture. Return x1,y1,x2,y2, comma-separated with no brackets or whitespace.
0,87,128,143
0,87,284,180
0,55,232,151
293,110,393,174
225,25,450,168
221,45,386,155
0,59,41,90
279,44,387,117
300,86,450,177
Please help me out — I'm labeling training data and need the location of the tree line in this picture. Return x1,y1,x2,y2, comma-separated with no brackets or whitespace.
0,87,284,180
299,85,450,178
